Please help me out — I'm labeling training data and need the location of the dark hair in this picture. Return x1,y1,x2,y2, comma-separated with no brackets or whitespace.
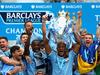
57,41,66,51
40,40,43,43
40,40,45,48
31,40,40,51
20,33,28,39
24,20,32,28
57,41,66,47
10,46,20,57
85,33,93,39
31,40,40,46
0,37,8,42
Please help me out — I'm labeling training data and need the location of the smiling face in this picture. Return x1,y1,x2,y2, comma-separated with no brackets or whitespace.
31,40,40,52
0,37,9,51
10,46,23,61
20,33,28,44
13,49,23,60
84,34,93,46
0,39,8,48
57,41,67,57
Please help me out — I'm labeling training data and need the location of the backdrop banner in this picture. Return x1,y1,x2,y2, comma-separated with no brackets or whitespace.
0,3,100,40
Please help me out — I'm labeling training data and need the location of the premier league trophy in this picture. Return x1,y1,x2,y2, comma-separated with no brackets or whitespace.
43,10,82,51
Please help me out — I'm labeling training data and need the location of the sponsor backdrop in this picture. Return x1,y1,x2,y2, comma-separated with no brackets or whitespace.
0,3,100,40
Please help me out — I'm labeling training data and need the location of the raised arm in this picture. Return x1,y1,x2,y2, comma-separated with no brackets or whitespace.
96,23,100,40
73,32,81,44
73,11,82,43
42,15,51,54
76,11,82,33
71,43,81,54
23,32,31,56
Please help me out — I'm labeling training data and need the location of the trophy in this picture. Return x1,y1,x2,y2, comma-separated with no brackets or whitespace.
48,10,76,49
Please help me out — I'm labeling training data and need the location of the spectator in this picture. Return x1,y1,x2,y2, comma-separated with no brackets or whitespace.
77,33,100,75
0,37,10,54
